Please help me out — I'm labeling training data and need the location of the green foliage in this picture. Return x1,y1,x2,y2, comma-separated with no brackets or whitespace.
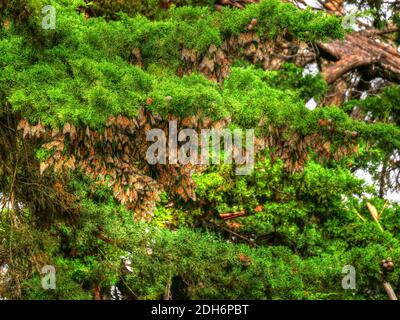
1,0,400,301
0,0,42,23
265,63,328,102
0,0,345,129
1,161,400,300
346,85,400,125
85,0,217,20
193,159,365,253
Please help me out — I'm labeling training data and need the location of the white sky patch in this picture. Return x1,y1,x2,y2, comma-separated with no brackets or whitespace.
305,97,318,110
303,62,319,77
0,193,12,209
360,91,368,100
0,264,9,277
303,0,395,31
354,168,400,202
370,77,385,90
302,0,324,10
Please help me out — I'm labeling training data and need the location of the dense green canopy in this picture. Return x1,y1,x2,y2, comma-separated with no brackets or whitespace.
0,0,399,300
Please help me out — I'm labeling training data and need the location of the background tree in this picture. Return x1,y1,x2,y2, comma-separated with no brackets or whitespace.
0,0,399,300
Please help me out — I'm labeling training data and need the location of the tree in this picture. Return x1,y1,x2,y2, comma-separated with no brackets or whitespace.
0,0,399,300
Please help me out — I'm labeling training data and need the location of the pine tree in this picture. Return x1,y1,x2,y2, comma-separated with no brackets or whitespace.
0,0,399,300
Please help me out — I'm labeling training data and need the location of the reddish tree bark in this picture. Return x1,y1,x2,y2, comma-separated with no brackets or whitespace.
319,33,400,85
